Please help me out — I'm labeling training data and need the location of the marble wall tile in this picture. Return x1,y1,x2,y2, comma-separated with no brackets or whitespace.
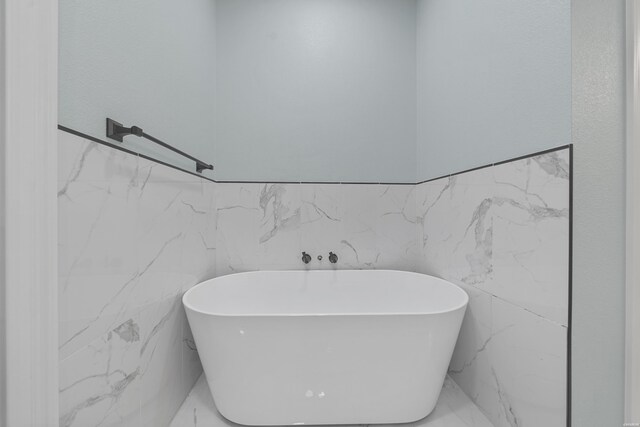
418,148,570,427
374,184,419,270
418,167,495,288
215,183,418,274
490,150,570,326
447,282,494,404
135,178,211,305
215,183,263,275
257,183,303,269
448,282,567,427
339,184,418,270
419,151,569,325
59,172,141,359
58,131,212,427
59,313,142,427
485,298,566,427
137,157,204,183
60,128,570,427
59,295,204,427
182,307,203,393
58,130,140,185
298,184,345,266
139,296,190,427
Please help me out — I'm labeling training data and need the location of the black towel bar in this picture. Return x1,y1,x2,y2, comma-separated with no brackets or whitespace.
106,118,214,173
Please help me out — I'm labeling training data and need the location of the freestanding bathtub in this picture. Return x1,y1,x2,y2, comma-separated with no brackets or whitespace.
183,270,468,426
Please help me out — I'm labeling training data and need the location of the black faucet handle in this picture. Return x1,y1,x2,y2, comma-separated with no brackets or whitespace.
329,252,338,264
302,252,312,264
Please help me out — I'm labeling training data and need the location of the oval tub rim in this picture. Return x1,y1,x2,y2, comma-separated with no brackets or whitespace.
182,269,469,318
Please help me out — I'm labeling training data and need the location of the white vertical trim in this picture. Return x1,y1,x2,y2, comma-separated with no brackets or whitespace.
627,0,640,423
0,0,58,425
0,0,6,422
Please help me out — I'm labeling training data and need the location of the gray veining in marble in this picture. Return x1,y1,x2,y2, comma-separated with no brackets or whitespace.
215,182,418,275
418,148,570,427
58,130,214,427
59,129,569,427
113,319,140,343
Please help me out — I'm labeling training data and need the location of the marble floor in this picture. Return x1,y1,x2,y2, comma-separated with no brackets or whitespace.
169,375,494,427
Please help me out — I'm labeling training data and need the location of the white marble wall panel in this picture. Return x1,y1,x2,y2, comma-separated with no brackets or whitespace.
418,148,570,427
58,130,215,427
59,128,570,427
215,183,418,275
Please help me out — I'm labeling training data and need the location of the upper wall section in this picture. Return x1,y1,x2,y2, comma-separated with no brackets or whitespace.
215,0,417,183
416,0,571,181
59,0,217,175
60,0,571,184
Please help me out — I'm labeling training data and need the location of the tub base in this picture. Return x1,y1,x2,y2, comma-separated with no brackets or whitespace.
188,313,464,425
169,374,495,427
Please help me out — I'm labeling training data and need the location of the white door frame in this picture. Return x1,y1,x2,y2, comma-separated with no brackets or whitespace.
627,1,640,423
0,0,59,425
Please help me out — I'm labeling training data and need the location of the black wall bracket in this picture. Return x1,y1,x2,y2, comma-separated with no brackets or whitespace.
106,118,143,143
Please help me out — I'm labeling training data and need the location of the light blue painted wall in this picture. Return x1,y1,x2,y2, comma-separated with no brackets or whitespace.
215,0,417,182
60,0,417,183
416,0,571,181
59,0,217,176
60,0,573,183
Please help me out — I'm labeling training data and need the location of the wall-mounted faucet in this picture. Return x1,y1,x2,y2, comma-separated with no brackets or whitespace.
301,251,337,264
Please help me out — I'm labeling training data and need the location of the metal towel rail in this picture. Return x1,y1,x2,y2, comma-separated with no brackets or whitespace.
106,118,214,173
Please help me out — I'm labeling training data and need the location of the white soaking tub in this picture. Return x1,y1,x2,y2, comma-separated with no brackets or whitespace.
183,270,468,426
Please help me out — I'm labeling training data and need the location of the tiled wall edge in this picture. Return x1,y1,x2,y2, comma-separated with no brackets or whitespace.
60,125,570,186
416,144,573,185
567,144,573,427
58,125,217,184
